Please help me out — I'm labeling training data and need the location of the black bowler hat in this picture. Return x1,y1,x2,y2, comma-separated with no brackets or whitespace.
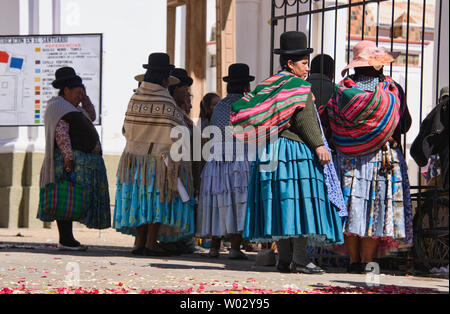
223,63,255,83
143,53,175,71
310,54,335,75
273,31,313,55
52,67,83,89
170,68,193,87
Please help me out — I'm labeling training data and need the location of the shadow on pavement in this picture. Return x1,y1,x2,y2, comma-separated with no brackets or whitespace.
0,240,281,273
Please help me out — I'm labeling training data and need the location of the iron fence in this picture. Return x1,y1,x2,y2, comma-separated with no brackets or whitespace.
269,0,448,270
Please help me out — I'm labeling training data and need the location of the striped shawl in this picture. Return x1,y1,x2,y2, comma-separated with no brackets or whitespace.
326,76,401,156
230,71,312,142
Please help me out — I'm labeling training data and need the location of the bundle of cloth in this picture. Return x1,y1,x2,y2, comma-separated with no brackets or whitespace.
326,76,401,157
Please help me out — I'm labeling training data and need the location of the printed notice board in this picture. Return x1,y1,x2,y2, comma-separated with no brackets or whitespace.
0,34,102,126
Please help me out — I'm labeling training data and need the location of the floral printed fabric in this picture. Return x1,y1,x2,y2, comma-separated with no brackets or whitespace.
55,120,73,161
333,144,413,257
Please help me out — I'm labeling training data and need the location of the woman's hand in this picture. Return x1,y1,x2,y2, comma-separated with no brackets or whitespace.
64,159,73,173
81,93,92,106
80,91,96,121
315,146,331,165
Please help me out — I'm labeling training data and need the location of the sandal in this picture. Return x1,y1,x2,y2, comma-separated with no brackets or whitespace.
347,262,364,274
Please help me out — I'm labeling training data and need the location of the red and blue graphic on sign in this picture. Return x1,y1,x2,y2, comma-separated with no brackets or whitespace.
0,51,9,63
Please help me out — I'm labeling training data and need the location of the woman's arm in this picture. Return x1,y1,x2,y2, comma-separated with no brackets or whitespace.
293,92,330,165
81,94,96,121
55,119,73,172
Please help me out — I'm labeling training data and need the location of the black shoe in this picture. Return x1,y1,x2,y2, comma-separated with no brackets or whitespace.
143,247,172,257
59,238,80,247
347,262,364,274
131,247,145,255
158,242,182,256
277,260,291,273
290,262,325,274
58,241,87,251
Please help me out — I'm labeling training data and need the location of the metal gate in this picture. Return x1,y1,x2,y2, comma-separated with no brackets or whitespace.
269,0,448,271
270,0,444,122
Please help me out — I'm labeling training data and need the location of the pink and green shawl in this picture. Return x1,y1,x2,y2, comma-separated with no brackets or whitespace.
326,76,400,156
230,71,311,142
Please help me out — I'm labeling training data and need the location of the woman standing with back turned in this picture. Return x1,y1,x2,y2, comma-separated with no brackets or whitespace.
113,53,195,256
231,32,346,274
322,40,413,273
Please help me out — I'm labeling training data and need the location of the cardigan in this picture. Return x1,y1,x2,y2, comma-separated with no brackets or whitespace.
280,92,324,149
39,96,89,187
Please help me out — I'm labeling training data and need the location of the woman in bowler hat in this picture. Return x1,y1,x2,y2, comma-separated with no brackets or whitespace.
233,32,346,273
38,67,111,250
113,53,195,257
197,63,255,259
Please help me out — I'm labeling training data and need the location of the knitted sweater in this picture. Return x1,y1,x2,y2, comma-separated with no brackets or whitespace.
280,92,324,149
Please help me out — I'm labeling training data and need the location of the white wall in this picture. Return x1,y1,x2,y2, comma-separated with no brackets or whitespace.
236,0,258,89
175,5,186,69
0,0,20,35
0,0,28,153
236,0,271,88
1,0,167,155
58,0,167,154
205,0,216,94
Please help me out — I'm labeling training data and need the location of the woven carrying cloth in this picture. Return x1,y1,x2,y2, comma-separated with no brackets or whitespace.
326,76,401,156
230,71,312,142
118,81,193,203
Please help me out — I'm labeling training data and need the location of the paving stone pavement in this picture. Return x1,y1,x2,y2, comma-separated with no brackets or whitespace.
0,228,448,294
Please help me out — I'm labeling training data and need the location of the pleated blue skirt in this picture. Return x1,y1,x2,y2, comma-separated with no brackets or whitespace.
243,137,344,246
113,157,195,242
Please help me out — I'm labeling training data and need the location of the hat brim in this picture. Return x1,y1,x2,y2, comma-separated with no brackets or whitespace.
183,77,194,87
223,76,255,83
340,51,401,77
142,64,175,70
134,74,145,82
273,48,314,55
341,60,372,77
169,76,181,86
174,77,193,87
134,74,180,86
52,75,83,89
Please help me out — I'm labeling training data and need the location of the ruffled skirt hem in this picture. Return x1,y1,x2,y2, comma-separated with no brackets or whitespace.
243,138,344,246
113,158,195,242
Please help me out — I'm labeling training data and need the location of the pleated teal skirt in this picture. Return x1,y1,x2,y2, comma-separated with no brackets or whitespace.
243,137,344,246
113,157,195,242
